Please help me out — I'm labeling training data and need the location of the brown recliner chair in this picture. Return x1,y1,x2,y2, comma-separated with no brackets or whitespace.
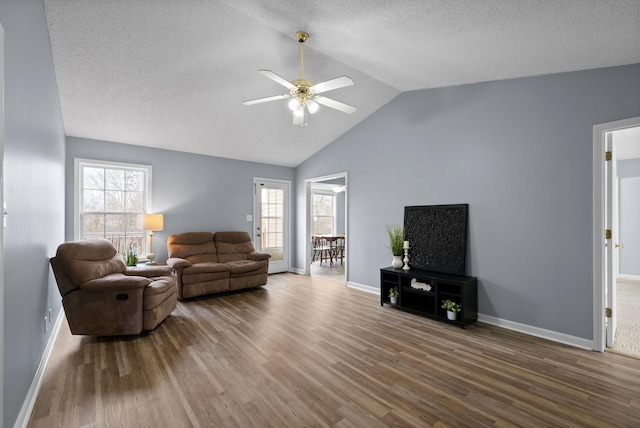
50,239,177,336
167,231,270,299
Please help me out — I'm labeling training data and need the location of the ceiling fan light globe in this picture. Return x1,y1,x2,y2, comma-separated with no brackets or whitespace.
288,98,301,112
307,99,319,114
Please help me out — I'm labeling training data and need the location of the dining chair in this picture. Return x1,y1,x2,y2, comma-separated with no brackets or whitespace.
334,236,345,265
311,236,332,265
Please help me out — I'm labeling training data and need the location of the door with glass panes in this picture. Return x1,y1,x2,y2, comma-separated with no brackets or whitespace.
254,179,290,274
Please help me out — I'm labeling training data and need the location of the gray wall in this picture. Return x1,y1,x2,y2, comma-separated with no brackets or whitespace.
0,0,66,426
618,158,640,276
66,138,295,262
295,63,640,341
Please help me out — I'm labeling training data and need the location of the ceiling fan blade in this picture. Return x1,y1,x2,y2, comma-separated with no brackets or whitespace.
258,70,296,90
242,94,290,106
316,96,357,114
311,76,354,94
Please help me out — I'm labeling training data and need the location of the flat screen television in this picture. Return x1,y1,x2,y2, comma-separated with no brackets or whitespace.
404,204,468,275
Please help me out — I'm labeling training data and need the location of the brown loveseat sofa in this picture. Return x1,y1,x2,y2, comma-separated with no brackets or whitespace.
166,231,271,299
50,239,177,336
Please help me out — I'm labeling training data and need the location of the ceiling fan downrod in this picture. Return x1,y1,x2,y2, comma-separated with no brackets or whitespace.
296,31,309,81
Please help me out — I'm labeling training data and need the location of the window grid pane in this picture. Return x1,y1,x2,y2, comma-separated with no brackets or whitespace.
261,188,284,262
312,193,335,235
79,162,149,257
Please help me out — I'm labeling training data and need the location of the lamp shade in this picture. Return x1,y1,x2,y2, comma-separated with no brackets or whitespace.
143,213,164,231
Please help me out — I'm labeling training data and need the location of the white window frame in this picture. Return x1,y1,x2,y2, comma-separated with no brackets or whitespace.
74,158,152,255
311,188,337,235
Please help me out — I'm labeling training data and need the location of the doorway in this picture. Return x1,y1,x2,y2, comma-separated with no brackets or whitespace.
305,172,348,284
610,126,640,356
593,117,640,353
254,178,291,274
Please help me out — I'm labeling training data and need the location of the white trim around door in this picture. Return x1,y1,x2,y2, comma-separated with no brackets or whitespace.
593,116,640,352
304,172,348,282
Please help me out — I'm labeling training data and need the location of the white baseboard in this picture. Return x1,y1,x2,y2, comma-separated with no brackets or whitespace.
14,308,64,428
343,280,594,351
478,314,594,351
289,267,305,275
618,274,640,282
346,281,379,294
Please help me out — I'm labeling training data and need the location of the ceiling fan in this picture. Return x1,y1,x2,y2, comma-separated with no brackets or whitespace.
242,31,356,126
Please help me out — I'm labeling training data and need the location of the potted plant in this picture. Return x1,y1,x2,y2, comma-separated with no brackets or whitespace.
386,225,405,268
125,245,139,267
389,287,399,304
441,299,461,321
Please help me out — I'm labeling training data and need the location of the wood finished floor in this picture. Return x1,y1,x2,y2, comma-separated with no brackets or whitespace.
29,273,640,427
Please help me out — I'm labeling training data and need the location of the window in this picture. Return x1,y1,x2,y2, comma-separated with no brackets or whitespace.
312,192,336,235
75,159,151,257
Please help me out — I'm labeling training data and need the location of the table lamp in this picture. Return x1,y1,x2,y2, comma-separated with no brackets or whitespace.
143,213,164,264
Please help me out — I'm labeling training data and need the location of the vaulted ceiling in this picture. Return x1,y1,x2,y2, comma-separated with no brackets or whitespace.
44,1,640,167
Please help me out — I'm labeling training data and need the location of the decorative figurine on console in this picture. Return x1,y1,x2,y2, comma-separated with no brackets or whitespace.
402,240,410,270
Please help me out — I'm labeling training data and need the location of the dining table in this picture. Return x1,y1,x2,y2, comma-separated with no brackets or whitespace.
312,234,345,265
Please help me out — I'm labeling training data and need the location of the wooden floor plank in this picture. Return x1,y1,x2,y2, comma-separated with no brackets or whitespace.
28,273,640,427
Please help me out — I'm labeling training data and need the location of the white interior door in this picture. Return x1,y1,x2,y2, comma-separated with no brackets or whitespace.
254,179,290,274
605,132,618,348
0,23,5,423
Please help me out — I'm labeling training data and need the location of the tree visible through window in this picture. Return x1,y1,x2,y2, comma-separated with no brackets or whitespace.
312,193,335,235
76,160,151,257
261,187,284,261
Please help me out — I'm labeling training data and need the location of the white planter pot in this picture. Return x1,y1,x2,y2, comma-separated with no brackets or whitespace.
390,296,398,305
447,310,457,321
392,255,403,268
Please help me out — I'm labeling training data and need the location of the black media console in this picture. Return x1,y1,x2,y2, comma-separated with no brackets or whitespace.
380,267,477,328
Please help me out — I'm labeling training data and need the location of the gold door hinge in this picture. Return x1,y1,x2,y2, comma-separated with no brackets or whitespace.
605,307,612,318
605,151,612,161
605,229,612,240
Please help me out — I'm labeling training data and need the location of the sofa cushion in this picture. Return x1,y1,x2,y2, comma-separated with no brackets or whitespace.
56,239,126,285
81,274,150,292
167,232,218,263
181,262,230,284
214,231,257,263
225,260,267,275
143,276,177,311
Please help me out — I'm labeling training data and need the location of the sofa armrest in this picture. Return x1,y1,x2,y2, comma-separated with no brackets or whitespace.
166,257,192,270
80,274,150,293
248,251,271,261
125,265,173,277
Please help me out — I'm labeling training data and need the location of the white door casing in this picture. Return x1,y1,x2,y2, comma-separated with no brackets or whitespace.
304,172,348,281
605,132,618,348
0,22,5,424
593,116,640,352
254,178,290,274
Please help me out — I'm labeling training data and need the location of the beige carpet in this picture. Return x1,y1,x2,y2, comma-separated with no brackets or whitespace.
612,278,640,358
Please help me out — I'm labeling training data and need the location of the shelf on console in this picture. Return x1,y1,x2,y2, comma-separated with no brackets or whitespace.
380,267,477,328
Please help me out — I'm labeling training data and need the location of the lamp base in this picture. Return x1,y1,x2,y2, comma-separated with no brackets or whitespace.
146,252,156,265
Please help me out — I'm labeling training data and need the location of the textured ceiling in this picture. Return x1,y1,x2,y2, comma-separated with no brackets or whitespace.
43,0,640,167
